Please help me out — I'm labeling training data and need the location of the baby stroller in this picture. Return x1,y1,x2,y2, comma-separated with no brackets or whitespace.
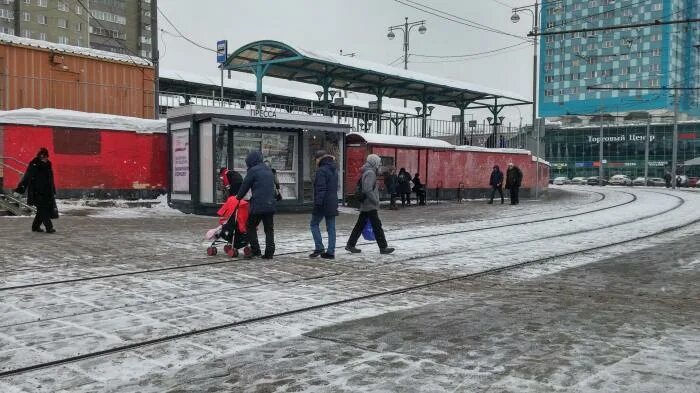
205,196,251,257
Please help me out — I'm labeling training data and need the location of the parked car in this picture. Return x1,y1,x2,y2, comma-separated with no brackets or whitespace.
570,177,587,185
586,176,608,186
553,176,569,185
689,177,698,188
676,175,689,187
648,177,666,186
609,174,632,186
632,177,647,186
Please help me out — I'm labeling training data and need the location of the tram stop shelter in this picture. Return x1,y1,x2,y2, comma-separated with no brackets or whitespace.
167,105,350,214
222,40,530,142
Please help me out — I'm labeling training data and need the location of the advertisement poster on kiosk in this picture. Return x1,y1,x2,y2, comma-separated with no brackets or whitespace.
172,130,190,193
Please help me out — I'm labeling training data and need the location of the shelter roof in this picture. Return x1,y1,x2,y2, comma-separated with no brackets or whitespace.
223,40,529,108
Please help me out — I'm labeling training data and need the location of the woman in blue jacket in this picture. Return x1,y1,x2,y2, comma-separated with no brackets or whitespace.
309,150,339,259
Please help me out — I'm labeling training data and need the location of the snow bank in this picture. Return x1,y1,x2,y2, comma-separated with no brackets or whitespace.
0,108,166,133
348,132,453,149
56,194,184,218
455,145,532,155
0,33,152,66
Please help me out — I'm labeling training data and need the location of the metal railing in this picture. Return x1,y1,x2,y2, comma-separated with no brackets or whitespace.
0,156,27,177
159,91,531,145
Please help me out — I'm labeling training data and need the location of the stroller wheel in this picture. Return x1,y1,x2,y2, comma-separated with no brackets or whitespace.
243,246,252,257
224,245,236,257
207,247,217,256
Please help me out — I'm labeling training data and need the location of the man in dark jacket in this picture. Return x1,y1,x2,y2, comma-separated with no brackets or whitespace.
346,154,394,255
412,173,426,205
397,168,412,206
505,163,523,205
15,147,57,233
236,150,276,259
309,151,339,259
384,167,398,210
488,165,504,204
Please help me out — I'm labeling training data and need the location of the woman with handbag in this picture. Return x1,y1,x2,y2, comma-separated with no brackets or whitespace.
14,147,57,233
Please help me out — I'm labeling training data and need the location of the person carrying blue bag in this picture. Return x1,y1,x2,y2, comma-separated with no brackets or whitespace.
345,154,395,255
309,150,339,260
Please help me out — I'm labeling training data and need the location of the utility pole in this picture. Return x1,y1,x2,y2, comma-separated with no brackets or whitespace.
599,114,604,185
671,91,679,189
151,0,159,119
644,116,650,186
13,0,20,37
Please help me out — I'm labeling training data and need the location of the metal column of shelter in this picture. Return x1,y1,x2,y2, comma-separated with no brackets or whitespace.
487,98,505,148
455,97,474,145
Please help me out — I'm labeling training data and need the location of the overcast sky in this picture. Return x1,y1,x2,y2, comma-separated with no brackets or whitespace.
158,0,537,124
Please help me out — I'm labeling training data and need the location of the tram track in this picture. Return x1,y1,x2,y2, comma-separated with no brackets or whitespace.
0,190,627,291
0,189,607,276
0,190,681,330
0,189,696,379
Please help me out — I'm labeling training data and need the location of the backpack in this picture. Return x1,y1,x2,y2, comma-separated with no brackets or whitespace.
354,177,367,202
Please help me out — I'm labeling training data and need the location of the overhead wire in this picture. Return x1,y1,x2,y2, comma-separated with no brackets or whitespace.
411,42,530,58
157,7,216,53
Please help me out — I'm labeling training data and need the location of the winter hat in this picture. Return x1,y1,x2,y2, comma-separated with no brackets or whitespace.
366,154,381,169
37,147,49,158
314,150,328,159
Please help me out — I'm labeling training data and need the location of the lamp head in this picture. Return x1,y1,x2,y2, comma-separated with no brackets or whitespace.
415,106,422,115
510,12,520,23
315,91,324,100
418,24,427,34
387,30,396,40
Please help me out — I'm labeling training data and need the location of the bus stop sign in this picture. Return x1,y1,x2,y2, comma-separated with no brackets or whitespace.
216,40,228,63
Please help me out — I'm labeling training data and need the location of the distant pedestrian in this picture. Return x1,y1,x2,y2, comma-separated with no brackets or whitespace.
309,150,338,259
236,151,276,259
384,167,399,210
488,165,504,204
345,154,394,255
14,147,57,233
412,173,426,206
264,160,283,201
505,162,523,205
397,167,412,206
219,167,243,198
664,171,672,188
499,135,506,148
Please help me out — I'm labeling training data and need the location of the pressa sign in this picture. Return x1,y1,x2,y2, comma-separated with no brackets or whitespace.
216,40,227,64
250,109,277,118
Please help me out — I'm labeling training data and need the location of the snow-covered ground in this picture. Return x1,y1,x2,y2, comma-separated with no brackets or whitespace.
0,187,699,392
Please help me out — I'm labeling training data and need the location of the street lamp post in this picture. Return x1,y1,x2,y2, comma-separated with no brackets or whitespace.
511,1,540,198
387,17,427,110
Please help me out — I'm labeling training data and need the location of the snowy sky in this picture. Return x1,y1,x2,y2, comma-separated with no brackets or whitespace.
157,0,537,124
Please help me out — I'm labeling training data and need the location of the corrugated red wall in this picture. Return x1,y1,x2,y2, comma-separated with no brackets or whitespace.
344,143,550,198
0,43,155,118
2,125,167,193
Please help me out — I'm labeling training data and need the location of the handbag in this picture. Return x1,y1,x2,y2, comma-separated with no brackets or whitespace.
51,200,59,219
361,219,375,241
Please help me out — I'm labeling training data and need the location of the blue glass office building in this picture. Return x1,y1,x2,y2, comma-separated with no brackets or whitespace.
538,0,700,117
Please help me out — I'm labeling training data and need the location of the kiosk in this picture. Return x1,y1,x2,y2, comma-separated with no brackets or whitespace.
167,105,351,214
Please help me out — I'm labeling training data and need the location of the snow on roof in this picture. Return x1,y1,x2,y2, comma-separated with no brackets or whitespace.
0,108,166,133
455,145,532,155
347,132,454,149
0,33,152,66
160,69,414,114
685,157,700,166
291,44,529,103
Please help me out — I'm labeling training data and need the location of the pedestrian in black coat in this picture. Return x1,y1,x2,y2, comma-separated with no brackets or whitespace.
412,173,426,205
505,163,523,205
397,168,412,206
309,151,339,259
15,147,57,233
236,150,276,258
384,167,398,210
488,165,504,204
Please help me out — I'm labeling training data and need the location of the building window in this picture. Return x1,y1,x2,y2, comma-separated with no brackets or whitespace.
38,0,47,7
650,79,660,88
603,40,613,48
75,37,82,46
650,33,661,42
622,9,633,17
39,32,46,40
24,0,30,3
140,49,150,58
75,5,82,14
90,10,127,25
573,3,582,10
23,11,30,21
652,3,662,11
57,36,69,44
57,18,67,28
544,63,553,70
588,0,598,7
652,48,661,57
57,1,68,11
650,63,660,72
37,14,46,24
22,29,31,38
0,9,13,20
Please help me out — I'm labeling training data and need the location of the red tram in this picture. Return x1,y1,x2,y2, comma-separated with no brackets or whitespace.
345,132,549,201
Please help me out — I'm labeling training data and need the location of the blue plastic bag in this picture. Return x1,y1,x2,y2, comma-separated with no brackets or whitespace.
362,219,375,241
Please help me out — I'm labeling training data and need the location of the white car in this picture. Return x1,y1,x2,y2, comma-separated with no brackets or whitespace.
553,177,569,185
609,174,632,186
570,177,587,185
